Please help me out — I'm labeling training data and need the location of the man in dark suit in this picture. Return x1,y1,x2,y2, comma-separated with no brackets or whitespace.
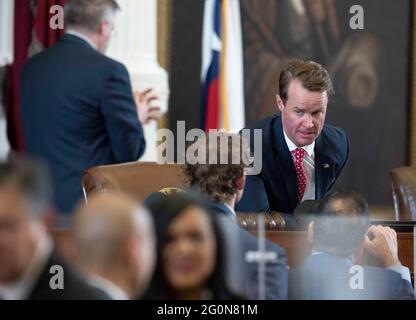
20,0,159,216
236,59,349,215
181,132,289,300
289,190,414,300
0,157,107,300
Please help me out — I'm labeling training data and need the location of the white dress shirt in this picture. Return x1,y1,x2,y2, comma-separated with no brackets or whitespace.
224,203,237,219
0,232,53,300
283,130,315,201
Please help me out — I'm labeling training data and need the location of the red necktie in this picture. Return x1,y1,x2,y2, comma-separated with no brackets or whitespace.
293,148,307,203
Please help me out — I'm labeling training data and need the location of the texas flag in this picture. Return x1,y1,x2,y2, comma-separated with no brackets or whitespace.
200,0,245,132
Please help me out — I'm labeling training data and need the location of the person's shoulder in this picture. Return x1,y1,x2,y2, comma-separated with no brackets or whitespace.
322,122,348,143
21,48,51,73
56,257,109,299
320,123,349,160
244,115,278,131
362,265,403,280
30,251,109,300
242,115,280,151
101,56,131,81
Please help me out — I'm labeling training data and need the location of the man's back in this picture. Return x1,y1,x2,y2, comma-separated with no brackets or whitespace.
289,253,414,300
20,34,145,214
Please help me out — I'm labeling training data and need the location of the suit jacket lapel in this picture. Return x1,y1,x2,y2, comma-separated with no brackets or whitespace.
315,133,333,199
272,118,298,211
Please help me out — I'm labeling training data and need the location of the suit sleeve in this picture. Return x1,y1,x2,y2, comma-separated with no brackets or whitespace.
100,62,146,163
236,174,270,213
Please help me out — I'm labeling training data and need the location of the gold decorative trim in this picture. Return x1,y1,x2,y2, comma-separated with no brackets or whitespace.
157,0,171,71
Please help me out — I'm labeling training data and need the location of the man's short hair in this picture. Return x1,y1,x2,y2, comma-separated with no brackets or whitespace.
313,190,369,257
0,157,52,217
279,59,334,104
73,192,153,267
183,133,251,203
65,0,120,32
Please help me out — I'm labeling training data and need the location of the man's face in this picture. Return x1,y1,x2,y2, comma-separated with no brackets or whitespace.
0,188,36,283
277,79,328,147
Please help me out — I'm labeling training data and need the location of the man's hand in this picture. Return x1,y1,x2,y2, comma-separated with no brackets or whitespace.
363,225,399,268
133,88,161,124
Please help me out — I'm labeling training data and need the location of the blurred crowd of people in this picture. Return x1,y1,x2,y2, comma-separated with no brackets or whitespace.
0,132,413,300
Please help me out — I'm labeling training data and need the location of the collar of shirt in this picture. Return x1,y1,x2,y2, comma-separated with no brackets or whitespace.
224,203,236,218
283,129,315,158
89,276,129,300
65,30,97,50
0,231,53,300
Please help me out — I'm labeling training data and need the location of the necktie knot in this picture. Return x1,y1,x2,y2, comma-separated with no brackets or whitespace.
293,147,306,160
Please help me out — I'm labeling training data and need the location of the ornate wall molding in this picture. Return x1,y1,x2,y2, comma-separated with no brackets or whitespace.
107,0,170,162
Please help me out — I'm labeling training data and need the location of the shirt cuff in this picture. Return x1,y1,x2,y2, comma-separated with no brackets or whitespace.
387,262,411,283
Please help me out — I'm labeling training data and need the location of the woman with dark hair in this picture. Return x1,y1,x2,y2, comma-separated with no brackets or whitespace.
143,192,242,300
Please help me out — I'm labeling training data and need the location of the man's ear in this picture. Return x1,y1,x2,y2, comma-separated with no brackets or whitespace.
276,95,285,113
97,21,108,37
41,206,57,234
236,175,246,191
307,221,314,243
124,235,138,267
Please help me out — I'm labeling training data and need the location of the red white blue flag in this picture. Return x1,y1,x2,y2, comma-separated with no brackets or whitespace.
201,0,245,132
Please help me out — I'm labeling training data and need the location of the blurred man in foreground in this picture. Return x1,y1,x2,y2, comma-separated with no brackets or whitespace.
73,193,156,300
0,157,106,300
289,190,414,300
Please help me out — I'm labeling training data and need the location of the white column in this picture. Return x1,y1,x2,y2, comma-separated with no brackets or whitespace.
107,0,169,162
0,0,14,159
0,0,14,67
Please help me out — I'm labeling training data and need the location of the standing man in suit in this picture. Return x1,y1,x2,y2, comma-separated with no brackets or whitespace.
0,157,107,300
20,0,159,218
289,190,414,300
73,192,156,300
236,59,349,216
182,132,289,300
